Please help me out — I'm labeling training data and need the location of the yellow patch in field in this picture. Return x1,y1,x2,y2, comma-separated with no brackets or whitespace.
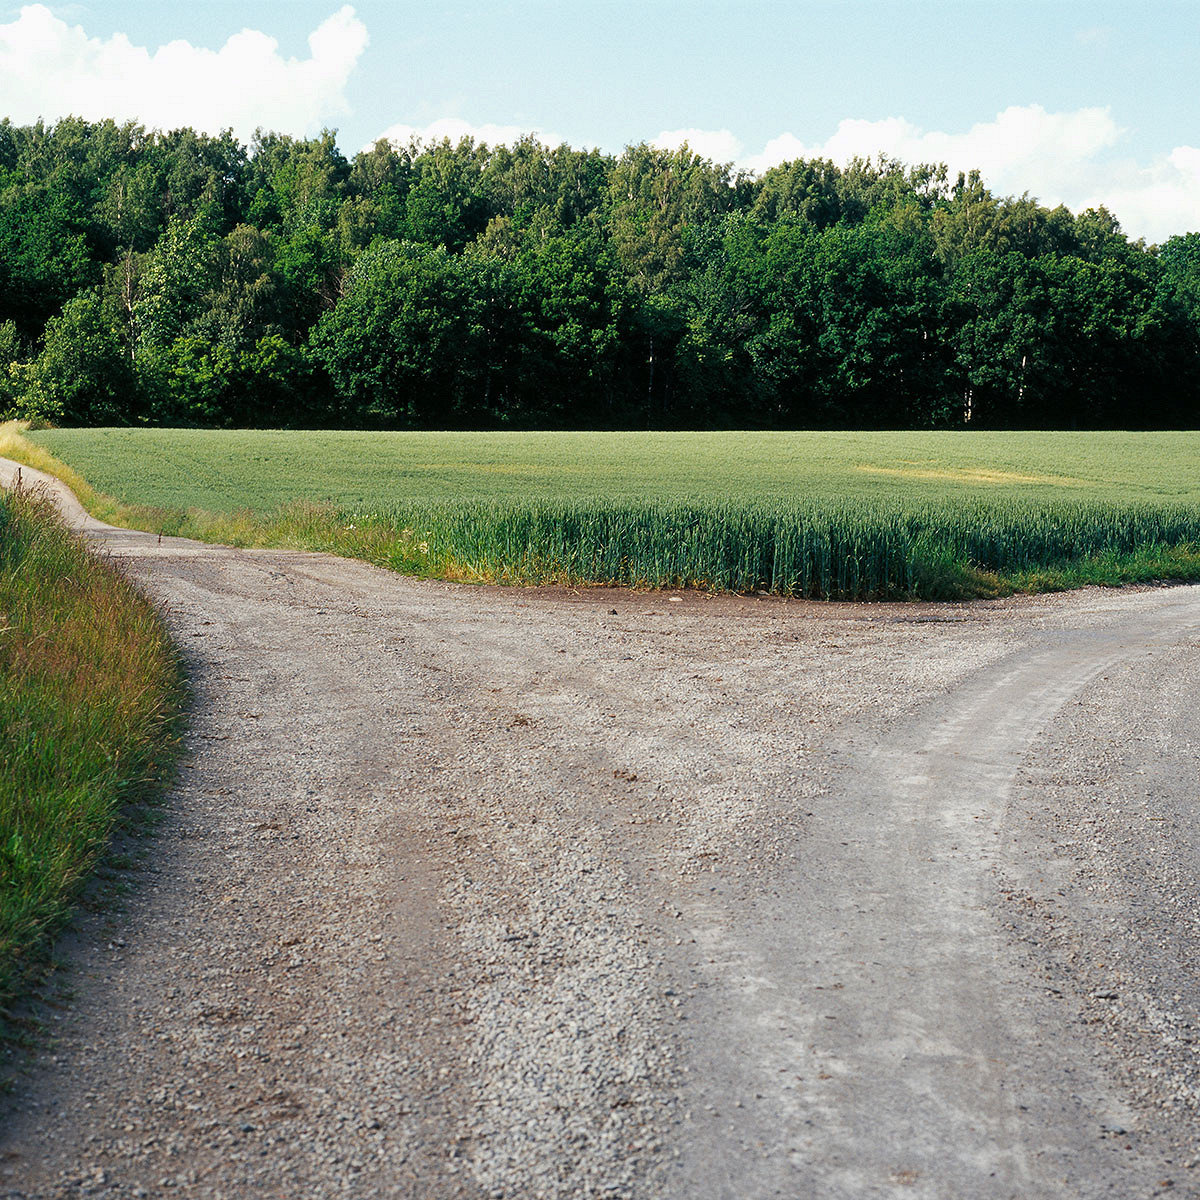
856,464,1088,487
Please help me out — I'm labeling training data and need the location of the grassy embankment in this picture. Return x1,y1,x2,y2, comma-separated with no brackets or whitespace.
8,422,1200,600
0,474,182,1031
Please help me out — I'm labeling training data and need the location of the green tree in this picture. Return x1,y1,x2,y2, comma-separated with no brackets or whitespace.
245,130,347,232
0,319,44,422
948,251,1054,425
309,239,480,426
751,158,844,229
672,214,774,425
24,289,132,424
497,227,630,424
835,156,948,225
805,215,951,426
480,137,611,239
1041,251,1177,427
0,182,95,335
347,138,415,240
1158,232,1200,325
133,214,220,354
401,137,492,250
606,142,740,296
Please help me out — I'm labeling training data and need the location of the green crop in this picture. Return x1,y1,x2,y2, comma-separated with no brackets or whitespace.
22,426,1200,600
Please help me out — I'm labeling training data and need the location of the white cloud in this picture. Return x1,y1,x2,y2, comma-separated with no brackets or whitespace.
0,4,368,140
653,127,744,164
742,105,1124,198
371,117,563,152
671,106,1200,242
1082,148,1200,244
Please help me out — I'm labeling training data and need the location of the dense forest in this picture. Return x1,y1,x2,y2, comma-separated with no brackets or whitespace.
2,116,1199,430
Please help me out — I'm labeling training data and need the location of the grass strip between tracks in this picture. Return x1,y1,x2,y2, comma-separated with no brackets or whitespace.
0,476,183,1035
6,422,1200,600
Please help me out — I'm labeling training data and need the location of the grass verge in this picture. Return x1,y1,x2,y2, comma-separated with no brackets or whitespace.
5,421,1200,601
0,477,183,1037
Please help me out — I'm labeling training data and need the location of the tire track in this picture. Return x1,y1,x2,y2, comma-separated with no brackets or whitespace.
666,594,1200,1198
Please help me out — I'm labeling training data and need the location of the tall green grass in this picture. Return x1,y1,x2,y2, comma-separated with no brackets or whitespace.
108,493,1200,600
0,485,182,1026
337,496,1200,599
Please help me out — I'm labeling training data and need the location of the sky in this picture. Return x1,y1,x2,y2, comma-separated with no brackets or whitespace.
1,1,1198,242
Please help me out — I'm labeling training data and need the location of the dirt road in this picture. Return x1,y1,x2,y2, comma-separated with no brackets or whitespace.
3,458,1199,1199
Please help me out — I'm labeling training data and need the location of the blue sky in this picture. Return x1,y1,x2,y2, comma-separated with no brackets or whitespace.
2,1,1198,241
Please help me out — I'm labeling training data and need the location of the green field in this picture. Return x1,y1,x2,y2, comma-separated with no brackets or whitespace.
29,427,1200,510
20,426,1200,600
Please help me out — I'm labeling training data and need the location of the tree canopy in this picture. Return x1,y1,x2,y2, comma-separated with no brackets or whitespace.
1,116,1197,430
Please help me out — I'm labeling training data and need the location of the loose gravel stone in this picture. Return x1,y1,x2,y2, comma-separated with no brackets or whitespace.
3,458,1200,1198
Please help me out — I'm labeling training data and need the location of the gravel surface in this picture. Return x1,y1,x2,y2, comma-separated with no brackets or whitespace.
2,458,1198,1199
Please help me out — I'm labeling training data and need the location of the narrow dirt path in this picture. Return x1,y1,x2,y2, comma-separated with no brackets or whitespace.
2,459,1198,1199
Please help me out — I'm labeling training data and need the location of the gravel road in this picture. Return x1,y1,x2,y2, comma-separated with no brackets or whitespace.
2,457,1199,1199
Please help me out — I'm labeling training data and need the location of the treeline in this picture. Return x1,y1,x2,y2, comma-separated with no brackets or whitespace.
2,116,1199,430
